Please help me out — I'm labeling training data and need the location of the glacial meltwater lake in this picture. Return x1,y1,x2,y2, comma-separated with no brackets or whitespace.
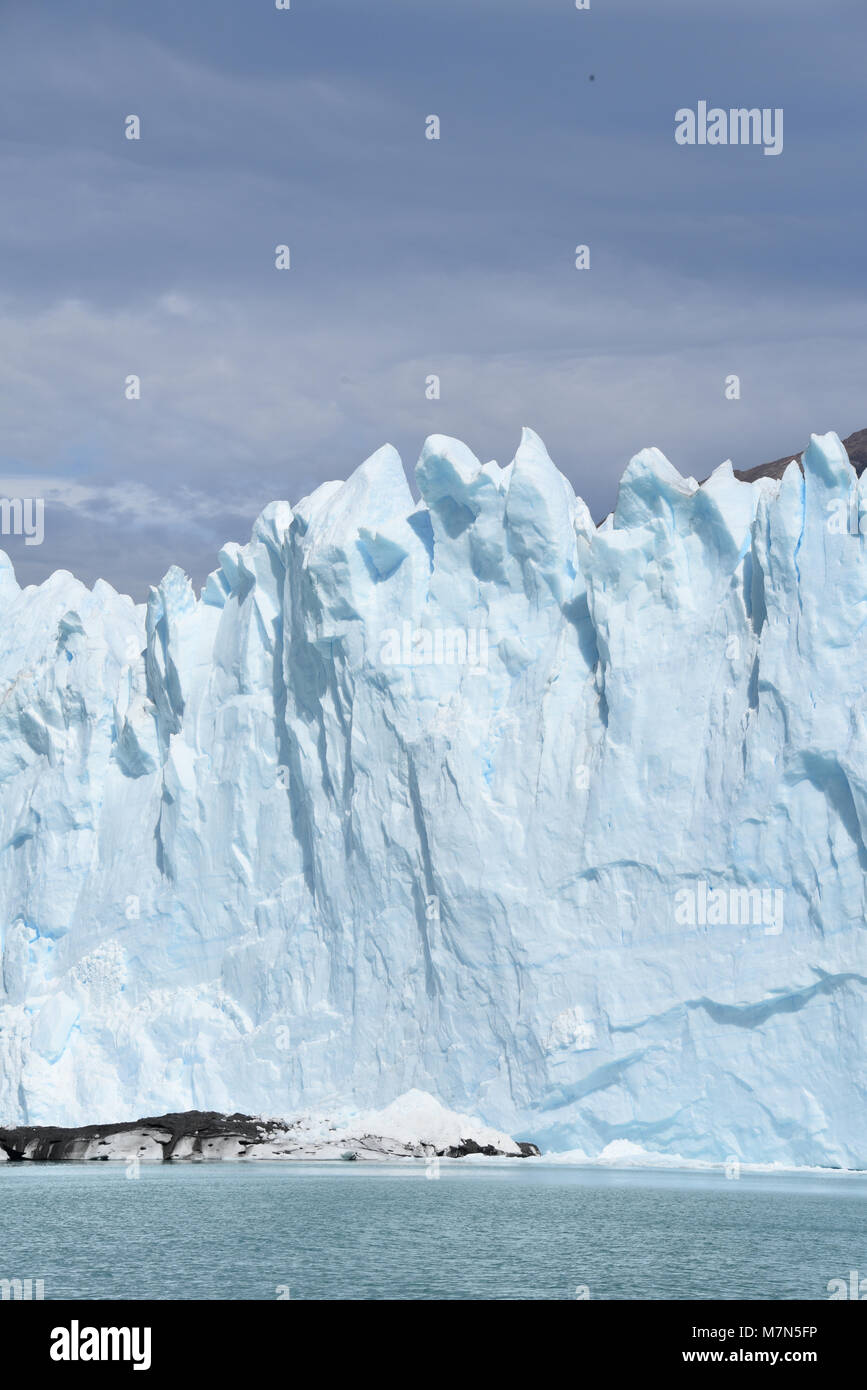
1,1162,866,1300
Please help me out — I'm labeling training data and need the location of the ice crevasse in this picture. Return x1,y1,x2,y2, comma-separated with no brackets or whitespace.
0,427,864,1167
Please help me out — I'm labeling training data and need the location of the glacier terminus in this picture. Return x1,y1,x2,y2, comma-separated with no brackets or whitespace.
0,427,865,1169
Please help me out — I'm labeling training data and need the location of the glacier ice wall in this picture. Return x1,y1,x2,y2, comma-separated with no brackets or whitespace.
0,428,865,1166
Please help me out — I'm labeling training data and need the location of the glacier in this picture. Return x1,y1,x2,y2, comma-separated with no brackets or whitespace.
0,426,865,1168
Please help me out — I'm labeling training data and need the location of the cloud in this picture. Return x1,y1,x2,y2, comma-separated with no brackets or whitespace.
1,261,865,597
0,0,865,596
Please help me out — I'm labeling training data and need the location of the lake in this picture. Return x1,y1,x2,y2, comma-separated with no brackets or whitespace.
1,1161,865,1300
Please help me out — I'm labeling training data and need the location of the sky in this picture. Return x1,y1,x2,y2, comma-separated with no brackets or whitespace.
1,0,865,598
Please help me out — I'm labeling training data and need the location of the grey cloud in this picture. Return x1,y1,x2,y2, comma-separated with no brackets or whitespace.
0,0,864,596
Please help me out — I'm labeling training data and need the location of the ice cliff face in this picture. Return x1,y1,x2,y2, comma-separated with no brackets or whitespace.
0,428,865,1167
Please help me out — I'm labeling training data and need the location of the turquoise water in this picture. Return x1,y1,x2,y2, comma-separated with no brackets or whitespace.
1,1162,866,1300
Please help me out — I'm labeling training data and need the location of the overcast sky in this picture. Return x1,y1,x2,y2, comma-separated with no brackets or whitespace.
1,0,865,597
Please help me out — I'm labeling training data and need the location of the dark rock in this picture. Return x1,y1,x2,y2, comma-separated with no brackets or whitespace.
0,1109,537,1163
443,1138,504,1158
441,1136,539,1158
733,427,867,484
0,1109,288,1162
